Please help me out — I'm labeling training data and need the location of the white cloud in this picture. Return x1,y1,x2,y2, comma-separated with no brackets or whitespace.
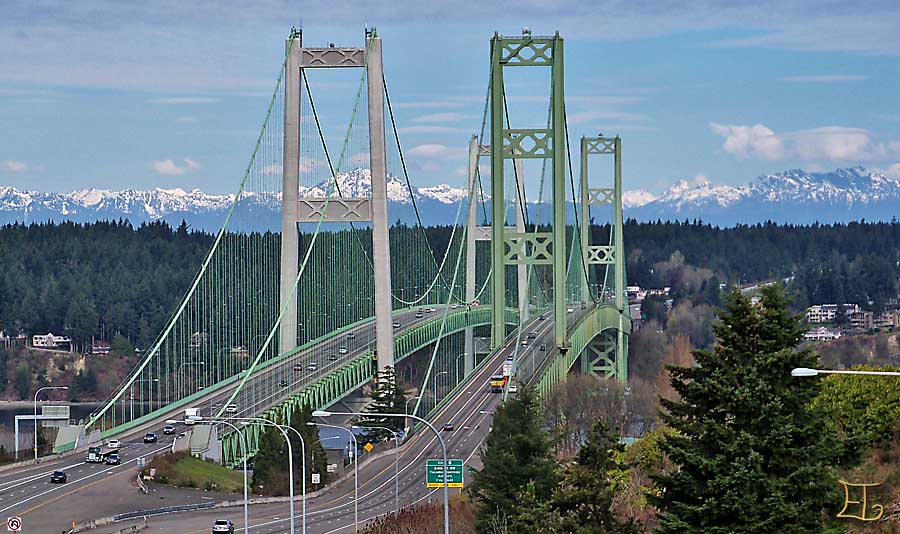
408,144,459,158
709,123,785,160
147,97,219,104
2,160,27,173
876,163,900,178
782,74,868,83
152,157,202,176
414,112,469,123
711,122,900,162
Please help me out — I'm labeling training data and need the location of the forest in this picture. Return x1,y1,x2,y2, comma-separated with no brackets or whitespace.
1,218,899,353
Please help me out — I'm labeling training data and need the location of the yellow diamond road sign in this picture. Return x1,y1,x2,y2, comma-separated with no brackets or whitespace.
364,442,374,453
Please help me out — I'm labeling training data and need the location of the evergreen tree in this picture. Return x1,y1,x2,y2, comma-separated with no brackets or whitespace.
472,387,558,531
552,420,641,534
652,286,841,533
110,333,134,359
288,403,330,487
360,366,407,435
251,425,289,495
14,362,30,400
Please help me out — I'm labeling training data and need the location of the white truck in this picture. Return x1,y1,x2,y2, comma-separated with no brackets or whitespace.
184,407,202,425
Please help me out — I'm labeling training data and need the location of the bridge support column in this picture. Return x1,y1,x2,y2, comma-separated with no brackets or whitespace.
514,159,528,323
464,136,478,375
489,31,566,349
280,30,302,354
367,34,396,372
580,331,620,379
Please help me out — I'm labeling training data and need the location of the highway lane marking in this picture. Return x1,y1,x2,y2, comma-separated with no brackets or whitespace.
0,444,169,524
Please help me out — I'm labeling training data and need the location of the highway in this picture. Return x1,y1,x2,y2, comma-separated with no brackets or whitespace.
104,308,587,533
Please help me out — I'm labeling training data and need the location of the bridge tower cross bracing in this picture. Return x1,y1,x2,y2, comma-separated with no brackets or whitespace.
280,29,395,371
489,30,567,349
579,135,628,381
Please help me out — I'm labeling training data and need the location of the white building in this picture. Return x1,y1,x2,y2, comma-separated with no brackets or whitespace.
806,303,860,323
804,326,842,342
32,333,72,349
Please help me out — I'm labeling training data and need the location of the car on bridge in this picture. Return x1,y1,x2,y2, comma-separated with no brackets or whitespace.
415,311,423,318
50,470,67,483
278,379,289,387
527,331,538,339
346,332,355,339
105,452,121,465
508,383,518,394
293,363,303,372
106,439,121,449
212,519,235,533
328,354,338,361
338,346,348,354
393,321,401,328
163,425,175,435
225,404,238,414
442,422,454,432
308,362,318,371
540,343,546,351
143,432,158,443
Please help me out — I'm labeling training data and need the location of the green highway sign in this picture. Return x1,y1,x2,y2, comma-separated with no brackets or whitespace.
426,459,464,488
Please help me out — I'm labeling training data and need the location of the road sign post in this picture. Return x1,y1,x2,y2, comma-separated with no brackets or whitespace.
426,459,464,488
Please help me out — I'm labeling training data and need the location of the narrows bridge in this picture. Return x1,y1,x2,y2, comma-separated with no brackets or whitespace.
53,28,631,473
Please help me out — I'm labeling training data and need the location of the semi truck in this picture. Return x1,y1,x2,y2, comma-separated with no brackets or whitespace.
86,446,104,463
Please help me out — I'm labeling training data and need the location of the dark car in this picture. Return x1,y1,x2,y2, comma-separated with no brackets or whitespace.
346,332,355,339
539,343,546,352
442,422,454,432
212,519,235,533
144,432,158,443
50,470,67,483
278,379,289,387
328,354,338,361
105,452,121,465
163,425,175,435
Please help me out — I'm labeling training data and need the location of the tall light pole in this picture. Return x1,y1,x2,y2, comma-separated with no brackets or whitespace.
405,396,420,415
171,419,250,533
131,378,158,421
309,421,358,533
353,424,400,513
34,386,67,461
177,361,205,398
232,417,303,534
313,410,451,534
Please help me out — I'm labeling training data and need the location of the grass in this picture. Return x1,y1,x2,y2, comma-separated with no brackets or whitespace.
146,451,245,494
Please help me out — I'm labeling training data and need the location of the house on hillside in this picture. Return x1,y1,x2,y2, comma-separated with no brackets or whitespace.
806,303,860,323
91,340,111,356
32,333,72,351
804,326,841,342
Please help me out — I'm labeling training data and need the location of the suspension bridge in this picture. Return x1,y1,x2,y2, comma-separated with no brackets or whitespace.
51,27,631,469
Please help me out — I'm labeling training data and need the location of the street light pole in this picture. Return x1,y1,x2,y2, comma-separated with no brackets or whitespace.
313,410,451,534
232,417,302,534
309,421,358,533
353,425,400,514
33,386,67,461
174,419,250,533
454,352,467,384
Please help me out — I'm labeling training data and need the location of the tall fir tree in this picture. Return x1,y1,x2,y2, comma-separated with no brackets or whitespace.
471,387,558,532
652,286,842,533
360,366,407,436
289,403,330,487
552,420,642,534
251,425,289,495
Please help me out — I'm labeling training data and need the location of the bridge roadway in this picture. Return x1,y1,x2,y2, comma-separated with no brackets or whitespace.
98,309,587,533
0,306,452,531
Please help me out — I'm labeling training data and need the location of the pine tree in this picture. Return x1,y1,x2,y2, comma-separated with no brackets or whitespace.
652,286,842,533
472,387,558,531
360,366,407,436
251,425,289,495
552,420,641,534
288,403,330,487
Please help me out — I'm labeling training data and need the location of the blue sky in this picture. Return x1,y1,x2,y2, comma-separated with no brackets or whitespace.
1,1,900,195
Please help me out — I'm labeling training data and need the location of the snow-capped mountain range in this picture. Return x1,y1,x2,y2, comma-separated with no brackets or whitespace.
1,167,898,230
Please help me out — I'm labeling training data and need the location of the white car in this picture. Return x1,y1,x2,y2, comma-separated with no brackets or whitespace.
106,439,121,449
338,347,348,355
508,384,518,393
567,307,574,313
212,519,235,533
225,404,238,414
